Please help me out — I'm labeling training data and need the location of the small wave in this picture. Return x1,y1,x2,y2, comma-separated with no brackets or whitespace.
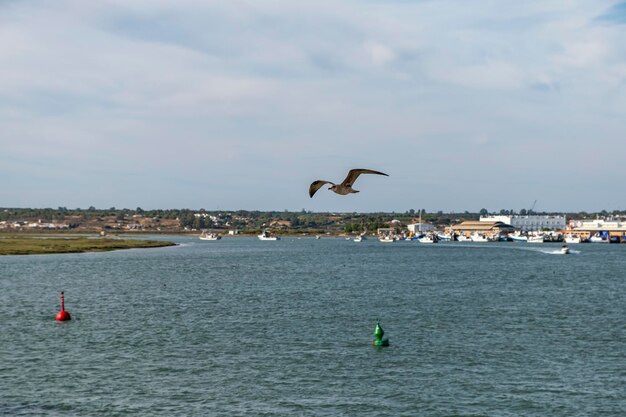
538,248,580,255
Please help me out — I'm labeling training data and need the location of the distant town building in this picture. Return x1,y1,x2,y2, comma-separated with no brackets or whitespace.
407,223,434,233
569,219,626,231
194,213,219,223
270,220,292,228
452,221,515,237
480,215,566,231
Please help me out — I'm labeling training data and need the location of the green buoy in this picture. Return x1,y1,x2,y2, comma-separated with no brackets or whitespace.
372,320,390,347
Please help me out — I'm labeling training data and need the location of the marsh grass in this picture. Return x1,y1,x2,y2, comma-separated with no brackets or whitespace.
0,236,176,255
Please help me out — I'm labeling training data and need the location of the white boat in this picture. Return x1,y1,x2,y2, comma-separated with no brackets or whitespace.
378,235,395,243
457,234,471,242
589,232,608,243
564,234,581,244
199,232,221,241
528,234,545,243
418,233,438,243
436,232,452,241
560,245,570,254
509,232,528,242
470,233,489,243
354,233,367,242
258,230,280,241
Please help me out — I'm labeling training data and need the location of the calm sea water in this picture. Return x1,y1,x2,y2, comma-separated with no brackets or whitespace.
1,237,624,416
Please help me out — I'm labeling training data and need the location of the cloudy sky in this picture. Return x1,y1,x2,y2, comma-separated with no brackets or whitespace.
2,0,625,212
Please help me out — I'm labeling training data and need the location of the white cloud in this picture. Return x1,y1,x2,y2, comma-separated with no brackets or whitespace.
1,0,625,210
363,41,396,66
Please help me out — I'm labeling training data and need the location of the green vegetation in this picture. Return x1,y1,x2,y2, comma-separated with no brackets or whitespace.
0,236,176,255
2,206,625,235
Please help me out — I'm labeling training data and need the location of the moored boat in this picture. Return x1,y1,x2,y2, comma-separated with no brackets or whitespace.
354,234,367,242
378,235,395,243
436,232,452,241
470,233,489,243
418,233,438,243
528,234,545,243
589,232,608,243
258,230,280,241
509,232,528,242
564,234,581,244
199,232,221,241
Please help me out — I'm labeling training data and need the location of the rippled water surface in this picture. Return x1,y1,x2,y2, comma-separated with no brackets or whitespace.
1,237,625,416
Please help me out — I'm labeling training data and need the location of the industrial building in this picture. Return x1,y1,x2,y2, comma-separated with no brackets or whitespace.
480,215,566,231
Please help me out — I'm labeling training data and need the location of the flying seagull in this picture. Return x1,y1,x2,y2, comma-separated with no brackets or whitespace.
309,168,389,198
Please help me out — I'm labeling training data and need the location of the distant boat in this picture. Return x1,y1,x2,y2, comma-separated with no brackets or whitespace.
560,245,570,254
199,232,221,241
258,230,280,241
378,235,395,243
470,233,489,243
589,232,608,243
354,233,367,242
528,234,545,243
509,232,528,242
418,233,438,243
564,234,581,244
457,234,471,242
436,232,452,241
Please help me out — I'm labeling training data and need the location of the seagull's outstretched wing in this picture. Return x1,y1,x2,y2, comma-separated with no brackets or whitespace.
309,180,335,198
341,169,388,187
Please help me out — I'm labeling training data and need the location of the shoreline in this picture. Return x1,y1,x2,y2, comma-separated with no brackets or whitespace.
0,236,176,256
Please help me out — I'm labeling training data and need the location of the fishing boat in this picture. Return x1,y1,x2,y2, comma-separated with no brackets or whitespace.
589,232,608,243
378,235,395,243
258,230,280,241
199,232,221,241
509,232,528,242
564,234,582,244
470,233,489,243
436,232,452,241
418,233,438,243
528,234,545,243
354,233,367,242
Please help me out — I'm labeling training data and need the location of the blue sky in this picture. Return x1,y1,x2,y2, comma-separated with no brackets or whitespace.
1,0,625,212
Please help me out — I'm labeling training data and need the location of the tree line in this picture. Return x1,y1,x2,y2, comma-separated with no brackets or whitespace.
2,207,625,232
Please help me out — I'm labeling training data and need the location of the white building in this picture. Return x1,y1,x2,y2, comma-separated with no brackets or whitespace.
407,223,434,233
480,215,566,231
569,219,626,231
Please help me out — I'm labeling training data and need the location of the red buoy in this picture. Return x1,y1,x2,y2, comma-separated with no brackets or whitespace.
55,291,71,321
